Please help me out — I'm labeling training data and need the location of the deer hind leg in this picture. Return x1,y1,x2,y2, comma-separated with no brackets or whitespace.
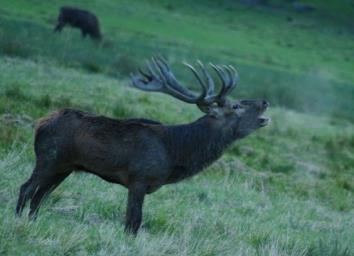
16,171,39,216
16,158,72,218
28,171,71,219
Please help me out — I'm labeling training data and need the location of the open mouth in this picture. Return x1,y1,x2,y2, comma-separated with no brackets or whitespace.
258,104,269,127
259,116,270,127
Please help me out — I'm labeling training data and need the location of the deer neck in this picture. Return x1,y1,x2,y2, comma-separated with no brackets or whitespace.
165,115,234,178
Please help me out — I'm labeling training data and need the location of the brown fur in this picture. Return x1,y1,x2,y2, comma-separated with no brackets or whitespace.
35,111,61,136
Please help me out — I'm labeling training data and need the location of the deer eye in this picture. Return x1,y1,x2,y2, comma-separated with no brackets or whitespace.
233,104,241,110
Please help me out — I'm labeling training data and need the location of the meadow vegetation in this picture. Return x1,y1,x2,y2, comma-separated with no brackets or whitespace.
0,1,353,255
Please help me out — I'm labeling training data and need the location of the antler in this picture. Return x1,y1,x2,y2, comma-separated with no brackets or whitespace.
131,56,238,113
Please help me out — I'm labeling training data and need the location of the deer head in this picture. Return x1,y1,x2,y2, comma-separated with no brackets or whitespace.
131,57,269,139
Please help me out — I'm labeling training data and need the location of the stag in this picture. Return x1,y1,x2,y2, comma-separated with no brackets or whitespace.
16,57,269,234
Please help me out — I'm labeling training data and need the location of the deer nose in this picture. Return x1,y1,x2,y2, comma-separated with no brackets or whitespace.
262,100,269,108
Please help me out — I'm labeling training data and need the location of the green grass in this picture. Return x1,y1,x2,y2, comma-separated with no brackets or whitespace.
0,1,353,255
0,0,353,120
0,57,353,256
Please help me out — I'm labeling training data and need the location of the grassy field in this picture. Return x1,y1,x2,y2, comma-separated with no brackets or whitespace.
0,1,353,255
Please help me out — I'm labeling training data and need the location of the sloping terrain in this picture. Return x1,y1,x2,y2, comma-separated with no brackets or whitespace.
0,1,353,255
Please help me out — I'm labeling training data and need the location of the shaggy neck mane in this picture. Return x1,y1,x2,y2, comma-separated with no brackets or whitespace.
164,116,233,179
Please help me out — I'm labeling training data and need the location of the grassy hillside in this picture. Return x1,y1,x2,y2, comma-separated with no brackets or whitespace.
0,0,353,120
0,1,353,255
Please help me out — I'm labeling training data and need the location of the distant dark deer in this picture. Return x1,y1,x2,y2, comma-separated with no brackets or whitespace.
54,6,102,40
16,57,269,234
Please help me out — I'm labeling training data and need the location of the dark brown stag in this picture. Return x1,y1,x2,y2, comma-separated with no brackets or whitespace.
16,57,269,234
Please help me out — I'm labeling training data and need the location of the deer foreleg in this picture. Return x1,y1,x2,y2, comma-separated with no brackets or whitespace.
124,182,147,235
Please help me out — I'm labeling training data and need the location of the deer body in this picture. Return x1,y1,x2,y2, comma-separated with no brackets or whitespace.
34,109,231,189
16,58,269,234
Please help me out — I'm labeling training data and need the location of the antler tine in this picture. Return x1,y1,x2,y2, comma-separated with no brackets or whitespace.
154,55,170,71
223,65,233,87
153,58,204,101
197,61,215,101
209,63,239,105
145,60,156,78
131,72,163,92
210,64,223,87
223,65,238,95
131,58,168,92
230,65,239,84
183,62,207,97
137,67,152,81
210,64,228,94
150,57,167,83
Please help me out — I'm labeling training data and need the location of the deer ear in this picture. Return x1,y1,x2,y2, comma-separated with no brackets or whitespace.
208,106,224,117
